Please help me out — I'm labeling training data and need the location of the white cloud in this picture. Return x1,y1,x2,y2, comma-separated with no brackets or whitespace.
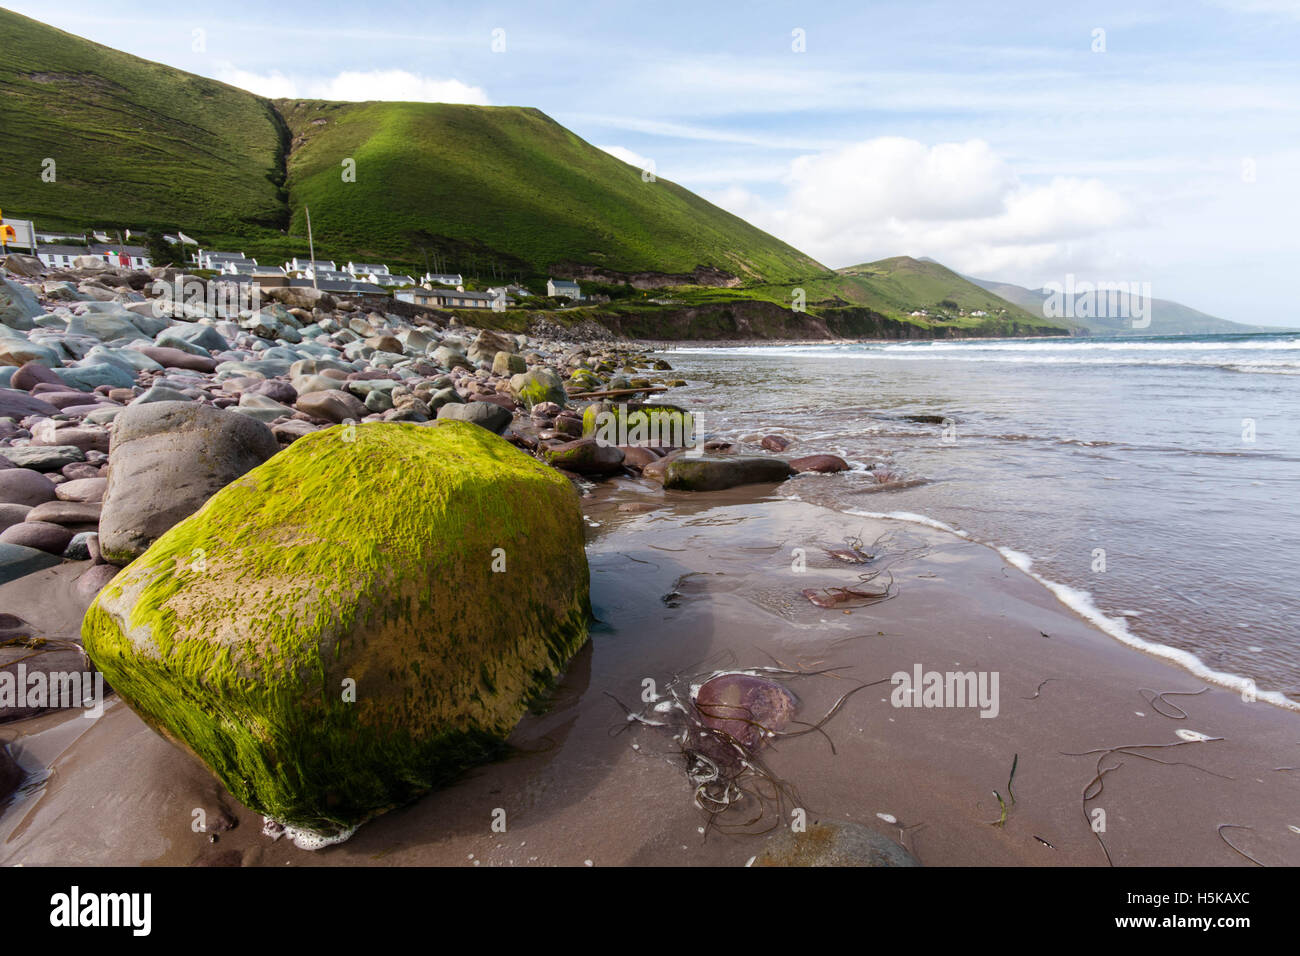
705,137,1138,280
598,145,656,173
214,65,489,104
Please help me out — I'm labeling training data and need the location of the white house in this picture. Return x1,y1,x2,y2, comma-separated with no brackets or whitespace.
196,249,253,271
285,257,338,275
37,243,151,270
365,271,416,288
306,267,353,283
547,278,581,299
347,262,388,277
396,288,495,310
423,272,463,287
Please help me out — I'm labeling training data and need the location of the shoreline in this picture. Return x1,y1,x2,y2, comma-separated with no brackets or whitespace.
3,491,1296,865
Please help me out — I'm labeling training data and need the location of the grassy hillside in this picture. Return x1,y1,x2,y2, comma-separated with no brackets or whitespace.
276,99,823,282
0,9,820,283
966,274,1274,336
0,8,287,236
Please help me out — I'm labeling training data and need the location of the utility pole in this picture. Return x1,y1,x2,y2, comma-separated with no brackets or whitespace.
305,205,318,290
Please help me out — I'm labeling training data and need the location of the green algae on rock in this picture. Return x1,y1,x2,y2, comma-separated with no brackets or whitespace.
509,367,567,409
82,420,592,837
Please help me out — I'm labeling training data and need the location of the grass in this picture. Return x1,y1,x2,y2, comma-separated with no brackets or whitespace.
275,99,824,283
0,9,287,237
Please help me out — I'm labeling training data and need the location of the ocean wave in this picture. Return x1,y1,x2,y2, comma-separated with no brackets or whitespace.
843,508,1300,712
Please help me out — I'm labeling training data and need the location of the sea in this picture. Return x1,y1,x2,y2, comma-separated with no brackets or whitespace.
664,332,1300,708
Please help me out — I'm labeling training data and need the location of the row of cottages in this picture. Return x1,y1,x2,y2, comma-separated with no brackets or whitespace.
37,243,152,270
395,288,499,310
195,250,288,276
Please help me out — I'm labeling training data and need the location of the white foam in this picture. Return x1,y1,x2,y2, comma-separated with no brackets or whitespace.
843,508,1300,712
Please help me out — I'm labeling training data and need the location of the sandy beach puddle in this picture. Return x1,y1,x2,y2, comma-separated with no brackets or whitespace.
2,480,1297,866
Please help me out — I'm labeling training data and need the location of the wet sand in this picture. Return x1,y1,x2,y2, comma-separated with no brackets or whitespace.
2,480,1297,866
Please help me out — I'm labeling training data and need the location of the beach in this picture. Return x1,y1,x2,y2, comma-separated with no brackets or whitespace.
3,488,1297,866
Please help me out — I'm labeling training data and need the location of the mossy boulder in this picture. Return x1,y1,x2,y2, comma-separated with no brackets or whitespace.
509,367,567,409
581,402,694,447
82,421,591,836
568,368,602,391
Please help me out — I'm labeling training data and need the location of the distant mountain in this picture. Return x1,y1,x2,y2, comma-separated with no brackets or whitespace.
962,273,1275,336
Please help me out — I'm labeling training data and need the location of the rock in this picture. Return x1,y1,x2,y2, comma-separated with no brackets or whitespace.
0,743,22,801
468,330,516,365
242,379,298,405
0,445,86,472
752,820,921,867
432,346,472,370
0,387,60,419
263,286,337,312
131,384,193,405
0,541,61,583
0,469,56,506
157,324,227,354
137,346,218,372
509,367,567,408
271,420,319,443
0,338,60,367
64,530,98,560
53,363,137,392
0,277,42,331
73,562,119,602
98,401,280,565
29,421,111,454
661,456,794,491
0,503,32,531
66,312,145,343
83,421,591,836
492,351,527,375
789,454,850,474
0,520,74,554
542,438,626,476
10,362,63,391
694,674,797,749
55,476,108,502
26,500,101,526
233,393,295,422
364,389,393,413
1,253,45,277
436,401,513,435
760,435,792,452
616,445,660,470
294,388,366,424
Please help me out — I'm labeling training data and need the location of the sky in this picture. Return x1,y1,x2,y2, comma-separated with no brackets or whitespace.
8,0,1300,325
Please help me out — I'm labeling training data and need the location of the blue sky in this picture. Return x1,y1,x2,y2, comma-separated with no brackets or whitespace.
9,0,1300,324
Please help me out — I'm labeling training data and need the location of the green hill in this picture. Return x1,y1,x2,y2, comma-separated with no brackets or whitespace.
831,256,1062,331
277,99,823,282
0,8,287,236
0,8,821,284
